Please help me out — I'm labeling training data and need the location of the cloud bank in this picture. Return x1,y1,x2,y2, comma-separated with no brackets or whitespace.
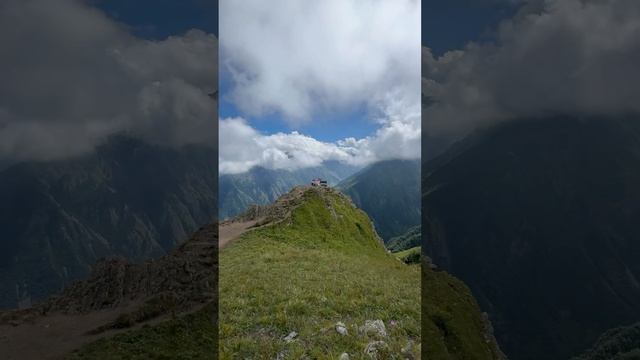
219,0,421,174
423,0,640,138
0,0,217,165
219,115,420,174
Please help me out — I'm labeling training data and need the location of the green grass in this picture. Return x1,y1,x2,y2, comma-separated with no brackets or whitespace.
219,189,421,358
393,246,421,265
67,303,217,360
422,265,503,360
387,226,421,253
87,294,180,335
66,188,499,359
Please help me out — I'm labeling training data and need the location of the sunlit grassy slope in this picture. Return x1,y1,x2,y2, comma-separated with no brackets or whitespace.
219,187,421,358
393,246,421,264
67,186,501,359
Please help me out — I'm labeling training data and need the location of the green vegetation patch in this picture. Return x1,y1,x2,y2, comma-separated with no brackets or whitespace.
393,246,421,265
572,322,640,360
422,264,503,360
387,225,421,253
219,189,420,358
87,293,180,335
68,303,217,360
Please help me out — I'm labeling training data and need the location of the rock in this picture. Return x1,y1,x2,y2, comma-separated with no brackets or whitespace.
4,224,219,318
283,331,298,343
360,319,387,338
364,341,389,358
339,353,350,360
335,321,348,336
401,340,415,359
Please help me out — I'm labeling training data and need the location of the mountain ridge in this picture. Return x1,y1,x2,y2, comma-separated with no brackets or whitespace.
220,185,501,358
219,161,360,220
337,159,420,243
0,223,218,359
0,136,218,309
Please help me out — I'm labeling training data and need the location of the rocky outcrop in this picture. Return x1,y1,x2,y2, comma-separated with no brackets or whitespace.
1,223,217,324
223,186,308,225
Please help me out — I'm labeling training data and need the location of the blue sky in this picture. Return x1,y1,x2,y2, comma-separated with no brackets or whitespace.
218,1,421,174
218,0,523,156
217,17,382,144
91,0,218,38
219,99,378,143
90,0,519,146
218,76,380,143
87,0,523,150
422,0,521,54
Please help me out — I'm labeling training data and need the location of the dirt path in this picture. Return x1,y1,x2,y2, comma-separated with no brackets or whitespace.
219,186,317,250
0,303,142,360
0,301,210,360
219,218,263,249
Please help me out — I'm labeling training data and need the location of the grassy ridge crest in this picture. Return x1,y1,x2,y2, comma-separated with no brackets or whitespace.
220,187,421,358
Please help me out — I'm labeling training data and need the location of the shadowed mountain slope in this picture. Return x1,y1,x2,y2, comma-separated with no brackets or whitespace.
422,257,505,360
572,322,640,360
0,224,218,359
424,117,640,360
337,159,420,242
0,136,217,309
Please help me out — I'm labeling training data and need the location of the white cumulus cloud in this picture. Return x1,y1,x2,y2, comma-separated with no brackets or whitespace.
423,0,640,138
0,0,217,165
219,116,420,174
219,0,421,173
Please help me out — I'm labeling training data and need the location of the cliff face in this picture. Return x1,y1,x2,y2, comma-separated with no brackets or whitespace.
424,117,640,360
0,136,218,309
422,258,506,360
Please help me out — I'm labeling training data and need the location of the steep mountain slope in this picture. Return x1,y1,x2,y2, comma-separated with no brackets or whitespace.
0,224,217,359
219,186,501,359
219,161,359,220
387,225,421,253
0,136,217,309
423,117,640,360
337,159,420,242
219,186,420,357
394,246,421,265
422,257,505,360
572,322,640,360
572,323,640,360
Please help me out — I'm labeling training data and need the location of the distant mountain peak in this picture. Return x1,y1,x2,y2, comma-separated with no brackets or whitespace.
337,159,421,242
